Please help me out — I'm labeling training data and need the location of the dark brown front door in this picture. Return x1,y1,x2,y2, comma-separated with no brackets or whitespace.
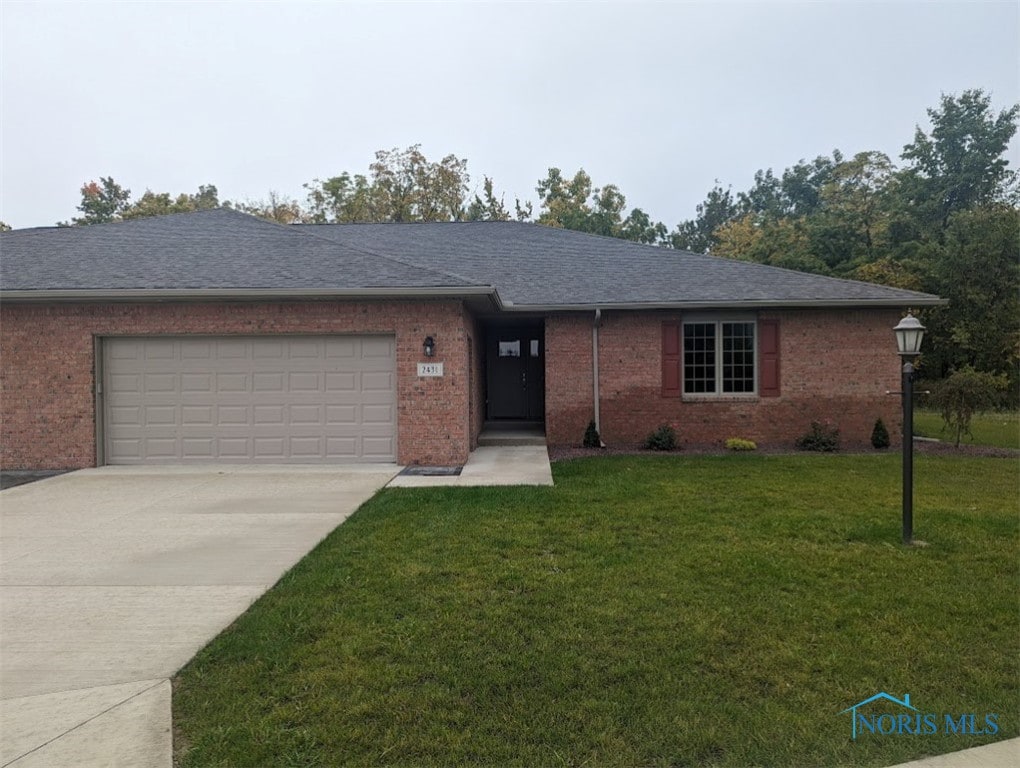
486,327,544,421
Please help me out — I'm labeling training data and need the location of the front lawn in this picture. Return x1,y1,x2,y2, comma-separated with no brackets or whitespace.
173,455,1018,767
914,409,1020,449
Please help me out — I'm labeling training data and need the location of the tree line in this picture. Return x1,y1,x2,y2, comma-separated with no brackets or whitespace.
18,89,1020,391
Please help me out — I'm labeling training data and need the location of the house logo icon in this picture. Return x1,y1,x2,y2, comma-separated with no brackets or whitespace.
839,692,917,740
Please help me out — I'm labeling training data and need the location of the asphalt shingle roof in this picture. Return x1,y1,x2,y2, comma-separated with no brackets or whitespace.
0,208,473,292
0,208,941,308
308,222,940,307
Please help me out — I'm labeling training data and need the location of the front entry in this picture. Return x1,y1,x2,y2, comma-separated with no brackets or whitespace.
486,325,544,421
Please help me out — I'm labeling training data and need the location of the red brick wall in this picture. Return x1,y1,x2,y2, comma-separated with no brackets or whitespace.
0,300,473,469
465,310,485,450
546,308,903,450
544,314,594,444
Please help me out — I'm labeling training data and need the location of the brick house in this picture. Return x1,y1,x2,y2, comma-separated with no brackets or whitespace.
0,208,941,469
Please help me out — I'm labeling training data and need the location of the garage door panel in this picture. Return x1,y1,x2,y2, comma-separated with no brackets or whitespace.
363,404,394,424
362,372,393,391
252,340,285,359
181,373,213,393
217,437,250,459
253,372,285,392
180,340,213,359
143,341,176,360
216,373,248,393
182,406,214,426
104,336,396,464
326,372,357,391
253,405,284,425
325,405,357,425
182,437,215,457
144,406,176,427
109,437,142,457
290,405,322,425
145,438,178,459
362,437,395,459
288,372,322,392
362,338,394,358
144,374,176,393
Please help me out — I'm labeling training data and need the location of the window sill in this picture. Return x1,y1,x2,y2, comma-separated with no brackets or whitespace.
682,394,759,403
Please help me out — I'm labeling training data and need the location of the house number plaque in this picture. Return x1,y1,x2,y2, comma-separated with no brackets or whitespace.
417,362,444,377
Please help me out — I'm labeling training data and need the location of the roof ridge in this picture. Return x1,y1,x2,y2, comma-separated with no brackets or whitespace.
0,206,252,235
287,220,484,288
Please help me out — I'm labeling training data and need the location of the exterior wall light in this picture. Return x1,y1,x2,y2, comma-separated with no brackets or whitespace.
423,336,435,357
893,313,925,545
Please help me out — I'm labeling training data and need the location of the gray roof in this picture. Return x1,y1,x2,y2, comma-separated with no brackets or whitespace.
0,208,941,309
0,209,475,294
308,222,941,308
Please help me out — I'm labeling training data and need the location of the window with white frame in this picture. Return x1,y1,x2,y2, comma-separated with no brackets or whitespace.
683,319,756,395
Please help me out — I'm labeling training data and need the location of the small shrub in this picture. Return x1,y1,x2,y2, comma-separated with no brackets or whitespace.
929,367,1007,447
645,424,678,451
871,418,891,449
725,437,757,451
582,420,601,448
795,421,840,452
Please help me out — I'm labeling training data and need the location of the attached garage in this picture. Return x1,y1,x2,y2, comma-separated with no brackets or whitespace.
101,335,396,464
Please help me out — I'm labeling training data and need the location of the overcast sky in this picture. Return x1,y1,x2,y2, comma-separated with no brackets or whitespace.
1,1,1017,230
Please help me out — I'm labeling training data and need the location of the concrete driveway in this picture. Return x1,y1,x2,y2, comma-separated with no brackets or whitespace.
0,464,398,767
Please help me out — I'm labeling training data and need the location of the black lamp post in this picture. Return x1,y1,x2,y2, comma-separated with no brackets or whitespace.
894,313,925,545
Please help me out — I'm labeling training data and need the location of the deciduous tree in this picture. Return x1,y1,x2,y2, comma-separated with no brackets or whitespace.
535,168,667,243
64,177,131,225
465,176,512,221
232,191,304,225
121,185,220,220
899,89,1019,233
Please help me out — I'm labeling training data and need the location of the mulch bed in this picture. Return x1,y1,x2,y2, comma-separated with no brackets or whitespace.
548,440,1018,462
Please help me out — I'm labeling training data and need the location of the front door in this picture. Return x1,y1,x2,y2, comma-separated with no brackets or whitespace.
486,327,544,421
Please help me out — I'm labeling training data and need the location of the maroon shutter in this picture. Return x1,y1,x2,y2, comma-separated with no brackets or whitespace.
662,322,681,397
759,319,780,397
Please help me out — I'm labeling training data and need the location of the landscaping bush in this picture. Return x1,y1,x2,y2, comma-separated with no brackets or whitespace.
644,424,678,451
582,420,601,448
871,418,891,449
795,421,840,452
929,367,1008,447
725,438,757,451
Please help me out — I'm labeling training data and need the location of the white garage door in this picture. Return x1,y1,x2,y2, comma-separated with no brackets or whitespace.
103,336,396,464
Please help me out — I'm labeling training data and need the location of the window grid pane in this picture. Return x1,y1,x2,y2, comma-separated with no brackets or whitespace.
722,322,755,393
684,323,716,394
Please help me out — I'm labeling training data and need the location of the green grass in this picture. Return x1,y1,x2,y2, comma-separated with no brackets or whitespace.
914,409,1020,449
173,455,1019,767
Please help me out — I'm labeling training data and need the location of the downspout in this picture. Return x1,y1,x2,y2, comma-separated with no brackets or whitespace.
593,308,606,447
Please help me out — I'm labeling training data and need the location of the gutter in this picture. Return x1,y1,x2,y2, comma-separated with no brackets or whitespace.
0,285,505,309
592,308,606,448
500,297,946,312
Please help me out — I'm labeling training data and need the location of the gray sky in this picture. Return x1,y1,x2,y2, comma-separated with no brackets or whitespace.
1,1,1017,230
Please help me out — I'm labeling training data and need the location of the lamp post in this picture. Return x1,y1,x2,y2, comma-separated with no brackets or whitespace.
894,313,925,545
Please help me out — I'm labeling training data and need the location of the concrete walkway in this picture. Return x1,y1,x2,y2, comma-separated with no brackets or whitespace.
387,445,553,487
884,738,1019,768
0,464,398,767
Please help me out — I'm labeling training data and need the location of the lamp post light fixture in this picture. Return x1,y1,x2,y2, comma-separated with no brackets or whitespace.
894,313,925,545
423,336,436,358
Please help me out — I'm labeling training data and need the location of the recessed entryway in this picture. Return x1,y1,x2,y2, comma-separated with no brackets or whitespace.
484,322,544,423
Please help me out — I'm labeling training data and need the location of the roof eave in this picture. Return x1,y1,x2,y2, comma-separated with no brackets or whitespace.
500,297,946,312
0,285,503,308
